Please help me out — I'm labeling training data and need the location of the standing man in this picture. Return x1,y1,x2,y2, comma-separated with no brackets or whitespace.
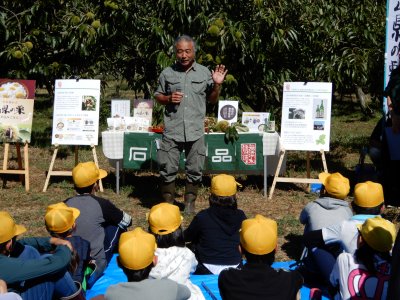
155,35,227,213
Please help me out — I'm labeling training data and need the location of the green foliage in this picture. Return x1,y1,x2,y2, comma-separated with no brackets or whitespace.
0,0,386,118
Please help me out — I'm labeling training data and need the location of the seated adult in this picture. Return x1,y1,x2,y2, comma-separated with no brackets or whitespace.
103,227,191,300
218,214,303,300
64,162,132,288
0,211,83,300
303,181,385,282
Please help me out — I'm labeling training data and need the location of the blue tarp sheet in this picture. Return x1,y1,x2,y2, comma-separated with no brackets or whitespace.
87,255,329,299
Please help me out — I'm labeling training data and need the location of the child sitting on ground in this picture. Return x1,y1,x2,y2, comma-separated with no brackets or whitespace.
104,227,191,300
184,174,246,275
45,202,92,285
300,172,352,233
218,214,303,300
147,203,204,300
0,211,82,300
330,217,396,299
303,180,386,283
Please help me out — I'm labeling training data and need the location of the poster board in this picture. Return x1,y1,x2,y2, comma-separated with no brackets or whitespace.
0,79,36,191
217,100,239,124
133,99,153,126
268,82,331,199
51,79,101,146
111,99,130,117
280,82,332,151
0,79,35,143
242,112,270,132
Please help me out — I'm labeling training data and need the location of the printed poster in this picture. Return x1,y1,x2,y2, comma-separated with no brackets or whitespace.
51,79,101,145
218,100,238,124
242,112,270,132
133,99,153,126
111,99,131,117
280,82,332,151
0,79,35,143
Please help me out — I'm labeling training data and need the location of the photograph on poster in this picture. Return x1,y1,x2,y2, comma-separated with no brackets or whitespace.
288,108,306,119
313,99,325,119
0,81,28,99
313,121,324,130
82,95,97,111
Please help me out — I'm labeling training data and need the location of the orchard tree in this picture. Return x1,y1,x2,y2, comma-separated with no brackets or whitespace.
0,0,387,117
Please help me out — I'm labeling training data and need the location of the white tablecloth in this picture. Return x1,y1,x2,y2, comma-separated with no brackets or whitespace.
102,131,124,159
262,132,286,175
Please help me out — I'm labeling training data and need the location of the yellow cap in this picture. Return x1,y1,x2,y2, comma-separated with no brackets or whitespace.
118,227,156,270
354,181,384,208
148,203,182,235
45,202,80,234
211,174,242,197
0,211,27,243
318,172,350,199
357,217,396,252
72,162,107,188
240,214,277,255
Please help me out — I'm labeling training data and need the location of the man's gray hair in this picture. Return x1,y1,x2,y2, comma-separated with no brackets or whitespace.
174,35,196,53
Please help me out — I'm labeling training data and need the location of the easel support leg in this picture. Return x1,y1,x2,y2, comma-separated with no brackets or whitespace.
268,150,286,199
43,146,59,192
91,145,104,192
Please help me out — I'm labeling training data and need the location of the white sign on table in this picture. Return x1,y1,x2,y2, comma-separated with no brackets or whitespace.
280,82,332,151
217,100,239,124
51,79,101,146
133,99,153,127
242,112,270,132
111,99,131,118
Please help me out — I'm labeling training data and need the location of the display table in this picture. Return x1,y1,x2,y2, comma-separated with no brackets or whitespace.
101,131,284,196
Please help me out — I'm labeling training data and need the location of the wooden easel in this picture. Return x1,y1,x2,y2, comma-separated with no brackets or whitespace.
0,142,30,191
42,144,103,192
268,149,328,199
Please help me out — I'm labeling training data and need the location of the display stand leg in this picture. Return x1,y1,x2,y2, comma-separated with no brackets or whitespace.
91,145,103,192
43,146,63,192
3,143,9,170
16,143,24,183
321,150,328,172
23,143,29,191
43,145,104,192
0,142,30,191
116,160,120,195
263,155,267,198
269,150,328,200
268,150,286,199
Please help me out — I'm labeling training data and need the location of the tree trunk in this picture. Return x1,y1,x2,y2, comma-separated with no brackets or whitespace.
355,85,373,116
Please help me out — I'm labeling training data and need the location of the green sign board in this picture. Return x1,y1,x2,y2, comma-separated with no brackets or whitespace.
123,132,264,173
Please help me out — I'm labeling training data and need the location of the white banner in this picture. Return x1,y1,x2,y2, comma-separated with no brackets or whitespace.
385,0,400,113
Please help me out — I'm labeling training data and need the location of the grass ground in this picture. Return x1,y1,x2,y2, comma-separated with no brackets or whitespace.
0,92,397,262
